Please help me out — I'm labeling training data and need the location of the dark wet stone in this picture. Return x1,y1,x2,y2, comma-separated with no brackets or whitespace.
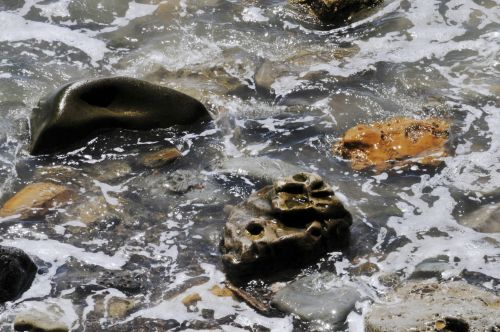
107,318,180,332
30,77,210,154
271,272,361,329
293,0,382,23
365,281,500,331
220,172,352,280
0,246,37,303
459,201,500,233
98,270,146,296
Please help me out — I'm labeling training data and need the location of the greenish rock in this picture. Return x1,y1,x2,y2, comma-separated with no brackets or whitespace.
0,246,37,303
220,172,352,280
365,281,500,332
30,77,210,155
271,272,362,329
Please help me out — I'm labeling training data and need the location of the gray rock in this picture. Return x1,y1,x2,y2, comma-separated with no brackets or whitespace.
30,77,210,155
0,246,38,303
365,281,500,332
219,156,305,184
459,201,500,233
14,304,68,332
410,255,451,280
271,272,361,329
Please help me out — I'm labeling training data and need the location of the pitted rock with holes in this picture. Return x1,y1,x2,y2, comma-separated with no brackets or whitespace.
220,172,352,280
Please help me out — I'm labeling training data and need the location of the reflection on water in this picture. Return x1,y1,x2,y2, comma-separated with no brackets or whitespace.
0,0,499,330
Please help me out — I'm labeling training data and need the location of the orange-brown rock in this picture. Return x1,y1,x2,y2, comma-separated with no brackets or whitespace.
333,117,450,171
140,148,182,168
0,182,75,219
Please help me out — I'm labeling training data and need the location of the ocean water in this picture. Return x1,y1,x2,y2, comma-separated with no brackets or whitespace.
0,0,499,331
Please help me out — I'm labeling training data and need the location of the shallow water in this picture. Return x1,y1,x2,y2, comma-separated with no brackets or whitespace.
0,0,499,331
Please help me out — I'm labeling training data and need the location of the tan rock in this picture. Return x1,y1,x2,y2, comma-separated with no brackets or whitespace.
0,182,75,219
14,305,69,332
210,285,234,297
107,297,136,319
181,293,201,307
140,148,182,168
333,117,450,172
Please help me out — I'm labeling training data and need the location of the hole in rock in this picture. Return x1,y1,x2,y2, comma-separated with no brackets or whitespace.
80,86,119,108
292,174,308,182
309,227,322,237
246,223,264,236
441,317,470,332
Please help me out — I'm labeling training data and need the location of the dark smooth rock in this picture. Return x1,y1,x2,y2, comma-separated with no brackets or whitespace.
30,77,210,154
0,246,38,303
294,0,382,23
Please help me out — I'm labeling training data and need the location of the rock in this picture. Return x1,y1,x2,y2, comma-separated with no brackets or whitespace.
165,170,205,194
107,297,136,319
410,255,451,280
333,117,450,172
210,285,234,297
140,147,182,168
71,195,114,225
0,246,37,303
14,304,68,332
219,156,306,184
459,201,500,233
30,77,210,155
271,272,362,329
220,172,352,279
365,281,500,331
0,182,75,219
89,160,132,183
293,0,383,23
182,293,202,307
106,318,180,332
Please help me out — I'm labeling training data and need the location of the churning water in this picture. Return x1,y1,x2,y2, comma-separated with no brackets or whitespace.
0,0,499,331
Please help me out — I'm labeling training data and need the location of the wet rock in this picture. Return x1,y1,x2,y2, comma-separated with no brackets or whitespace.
219,156,305,184
0,246,37,303
365,281,500,331
106,318,180,332
333,117,450,172
165,170,205,194
410,255,451,280
0,182,75,219
220,172,352,279
14,304,68,332
210,285,234,297
140,147,182,168
97,270,146,296
459,201,500,233
30,77,210,155
271,272,362,329
107,297,136,319
293,0,382,23
182,293,202,308
70,195,114,225
89,160,132,183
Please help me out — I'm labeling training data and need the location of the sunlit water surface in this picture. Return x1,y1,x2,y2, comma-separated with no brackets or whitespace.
0,0,499,331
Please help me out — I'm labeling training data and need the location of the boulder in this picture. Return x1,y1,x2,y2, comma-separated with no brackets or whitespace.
333,117,450,172
0,182,75,219
293,0,382,23
365,281,500,331
271,272,362,329
140,147,182,168
0,246,37,303
14,304,68,332
30,77,210,155
220,172,352,279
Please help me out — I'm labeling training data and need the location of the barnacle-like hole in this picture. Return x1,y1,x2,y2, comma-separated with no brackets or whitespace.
246,223,264,236
293,173,308,182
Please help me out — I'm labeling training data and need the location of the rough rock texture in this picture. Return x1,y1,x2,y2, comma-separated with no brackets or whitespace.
272,272,361,329
0,246,37,303
30,77,210,154
0,182,75,219
365,281,500,332
220,172,352,279
294,0,383,23
333,117,450,172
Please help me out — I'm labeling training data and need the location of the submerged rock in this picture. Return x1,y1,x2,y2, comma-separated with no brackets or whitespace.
333,117,450,172
0,246,37,303
293,0,382,23
0,182,75,219
140,147,182,168
14,304,68,332
459,201,500,233
220,172,352,279
272,272,362,329
365,281,500,331
30,77,210,155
